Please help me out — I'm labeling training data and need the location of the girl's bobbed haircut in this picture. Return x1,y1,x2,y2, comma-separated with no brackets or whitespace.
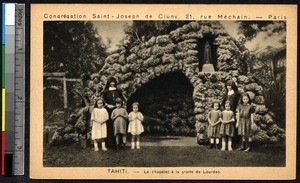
211,101,221,109
115,98,123,105
224,100,231,108
132,102,139,107
240,92,252,104
94,98,105,108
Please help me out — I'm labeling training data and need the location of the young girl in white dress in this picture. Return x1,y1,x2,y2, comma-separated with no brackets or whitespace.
91,98,109,152
128,102,144,149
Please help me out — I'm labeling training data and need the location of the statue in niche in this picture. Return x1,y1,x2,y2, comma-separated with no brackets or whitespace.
204,41,212,64
201,41,215,72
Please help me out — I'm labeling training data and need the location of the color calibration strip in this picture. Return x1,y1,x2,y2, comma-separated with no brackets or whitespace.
1,3,25,176
1,3,5,175
2,3,16,176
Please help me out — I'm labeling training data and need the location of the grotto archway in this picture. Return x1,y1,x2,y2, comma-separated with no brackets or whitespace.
127,71,196,136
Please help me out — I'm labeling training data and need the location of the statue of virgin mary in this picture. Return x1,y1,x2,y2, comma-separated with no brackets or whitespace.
202,41,215,72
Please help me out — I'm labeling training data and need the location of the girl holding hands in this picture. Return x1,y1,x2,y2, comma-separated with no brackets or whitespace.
220,101,235,151
111,98,128,150
207,101,222,149
128,102,144,149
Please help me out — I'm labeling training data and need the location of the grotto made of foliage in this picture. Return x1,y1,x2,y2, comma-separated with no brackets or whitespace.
49,21,285,145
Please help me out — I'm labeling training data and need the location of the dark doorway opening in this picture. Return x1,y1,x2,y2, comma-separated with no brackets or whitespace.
127,72,195,136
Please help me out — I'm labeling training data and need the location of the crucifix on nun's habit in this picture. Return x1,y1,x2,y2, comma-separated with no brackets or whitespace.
201,41,215,72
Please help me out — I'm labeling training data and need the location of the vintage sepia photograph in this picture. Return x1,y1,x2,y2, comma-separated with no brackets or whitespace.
30,4,296,180
43,20,286,167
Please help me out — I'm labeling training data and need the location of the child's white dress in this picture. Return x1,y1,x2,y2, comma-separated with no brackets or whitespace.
128,112,144,135
91,108,109,140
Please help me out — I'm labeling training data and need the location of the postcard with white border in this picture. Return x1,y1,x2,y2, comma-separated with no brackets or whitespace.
30,4,297,180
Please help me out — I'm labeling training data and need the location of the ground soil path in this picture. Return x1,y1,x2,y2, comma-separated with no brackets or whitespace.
44,136,285,167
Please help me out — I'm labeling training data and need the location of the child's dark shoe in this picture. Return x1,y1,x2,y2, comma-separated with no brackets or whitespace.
236,146,245,151
244,147,251,152
244,142,252,152
122,144,126,151
209,144,214,149
236,141,245,151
